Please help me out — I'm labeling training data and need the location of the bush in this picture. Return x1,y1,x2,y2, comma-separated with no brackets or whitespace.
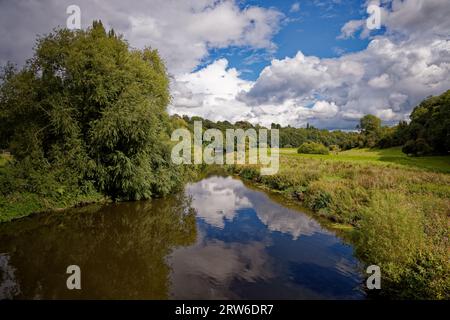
304,184,332,212
239,166,260,181
329,144,340,153
402,140,416,155
297,142,329,155
355,192,425,265
354,191,449,299
402,90,450,155
402,138,433,156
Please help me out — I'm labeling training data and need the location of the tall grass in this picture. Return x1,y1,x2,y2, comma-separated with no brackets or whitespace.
232,151,450,299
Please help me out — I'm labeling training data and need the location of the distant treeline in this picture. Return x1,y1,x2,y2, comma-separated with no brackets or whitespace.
172,89,450,156
170,115,361,151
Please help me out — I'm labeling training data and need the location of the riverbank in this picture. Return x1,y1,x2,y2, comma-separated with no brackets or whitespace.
0,153,102,222
0,187,107,223
0,175,366,299
230,147,450,299
1,148,449,299
0,151,208,223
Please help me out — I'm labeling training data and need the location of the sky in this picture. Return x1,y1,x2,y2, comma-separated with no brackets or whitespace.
1,0,449,129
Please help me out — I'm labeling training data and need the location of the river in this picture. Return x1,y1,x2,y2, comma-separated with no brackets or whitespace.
0,175,365,299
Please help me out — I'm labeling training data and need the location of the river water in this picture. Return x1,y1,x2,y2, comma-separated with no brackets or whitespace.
0,176,365,299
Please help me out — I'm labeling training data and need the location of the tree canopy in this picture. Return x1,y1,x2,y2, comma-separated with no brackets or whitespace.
402,90,450,155
0,21,184,200
375,90,450,155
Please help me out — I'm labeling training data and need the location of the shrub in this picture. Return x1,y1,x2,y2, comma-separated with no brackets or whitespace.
297,142,329,155
354,192,425,265
329,144,340,153
402,140,416,155
304,185,332,212
239,166,260,181
402,138,433,156
352,192,449,298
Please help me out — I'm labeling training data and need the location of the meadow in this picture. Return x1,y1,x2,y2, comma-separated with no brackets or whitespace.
231,147,450,299
280,147,450,173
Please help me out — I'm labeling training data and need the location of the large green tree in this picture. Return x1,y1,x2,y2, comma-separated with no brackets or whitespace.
359,114,382,133
357,114,382,148
402,90,450,155
0,21,183,200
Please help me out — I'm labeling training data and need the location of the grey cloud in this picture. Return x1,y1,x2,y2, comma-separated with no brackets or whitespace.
237,0,450,127
0,0,283,74
3,0,450,129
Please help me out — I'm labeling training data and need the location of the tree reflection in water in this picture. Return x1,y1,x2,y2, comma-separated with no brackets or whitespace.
0,193,197,299
0,176,365,300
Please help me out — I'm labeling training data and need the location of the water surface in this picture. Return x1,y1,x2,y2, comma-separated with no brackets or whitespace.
0,176,365,299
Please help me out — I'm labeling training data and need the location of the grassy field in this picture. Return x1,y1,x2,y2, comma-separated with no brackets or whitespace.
280,147,450,173
232,147,450,299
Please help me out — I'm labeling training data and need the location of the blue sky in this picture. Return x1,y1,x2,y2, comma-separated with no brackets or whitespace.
1,0,449,129
201,0,381,80
167,0,449,129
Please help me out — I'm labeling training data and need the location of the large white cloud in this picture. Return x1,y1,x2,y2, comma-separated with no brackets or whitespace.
169,59,254,122
0,0,282,74
171,0,450,128
2,0,450,129
339,0,450,40
170,57,352,127
185,176,252,229
240,37,450,127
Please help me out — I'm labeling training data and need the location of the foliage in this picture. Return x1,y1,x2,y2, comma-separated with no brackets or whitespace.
376,90,450,155
359,114,382,133
176,115,360,150
354,192,449,299
377,120,409,149
402,90,450,155
0,21,187,206
402,138,433,156
357,114,382,148
297,142,329,155
174,89,450,156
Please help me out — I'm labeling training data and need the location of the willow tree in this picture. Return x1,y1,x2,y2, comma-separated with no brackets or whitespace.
0,21,183,200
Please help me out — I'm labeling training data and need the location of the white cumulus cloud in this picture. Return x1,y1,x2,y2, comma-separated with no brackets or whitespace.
0,0,283,74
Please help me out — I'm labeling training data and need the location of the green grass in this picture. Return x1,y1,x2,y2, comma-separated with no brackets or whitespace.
0,192,45,222
282,146,450,173
232,148,450,299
